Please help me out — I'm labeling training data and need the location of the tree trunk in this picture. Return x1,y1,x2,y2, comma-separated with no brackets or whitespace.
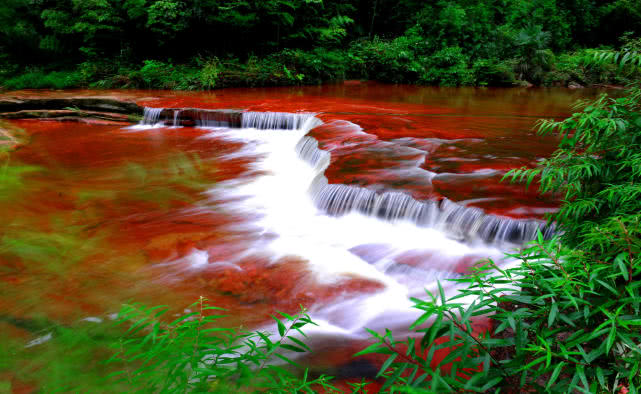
369,0,378,39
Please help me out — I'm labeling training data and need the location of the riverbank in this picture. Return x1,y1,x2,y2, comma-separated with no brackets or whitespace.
1,46,638,92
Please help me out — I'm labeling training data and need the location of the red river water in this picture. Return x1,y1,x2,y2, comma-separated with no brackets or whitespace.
0,83,607,391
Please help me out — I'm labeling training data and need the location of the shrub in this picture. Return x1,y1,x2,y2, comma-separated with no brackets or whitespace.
275,48,348,84
542,49,641,87
199,58,220,90
509,89,641,248
121,60,202,90
421,46,473,86
1,70,82,90
360,233,641,392
472,58,516,86
136,60,172,88
349,34,425,84
108,297,339,393
209,49,348,88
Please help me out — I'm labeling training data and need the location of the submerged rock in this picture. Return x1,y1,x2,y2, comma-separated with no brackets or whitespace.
0,97,143,123
568,81,585,89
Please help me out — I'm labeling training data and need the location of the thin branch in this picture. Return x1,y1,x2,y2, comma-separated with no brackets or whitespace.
449,318,510,379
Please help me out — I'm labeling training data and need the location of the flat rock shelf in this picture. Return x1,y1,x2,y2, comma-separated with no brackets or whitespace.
0,97,144,123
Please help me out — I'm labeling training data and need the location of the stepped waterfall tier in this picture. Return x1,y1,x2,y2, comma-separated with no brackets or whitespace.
140,107,317,129
140,106,554,246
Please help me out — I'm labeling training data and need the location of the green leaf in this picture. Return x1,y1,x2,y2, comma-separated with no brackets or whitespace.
520,356,546,371
576,365,588,391
615,252,629,280
546,362,565,390
438,280,446,305
480,377,503,391
272,315,286,337
548,303,558,327
273,353,303,369
353,342,387,357
380,364,407,392
280,344,306,353
376,354,398,378
168,312,199,326
596,366,606,388
287,336,311,352
605,323,616,354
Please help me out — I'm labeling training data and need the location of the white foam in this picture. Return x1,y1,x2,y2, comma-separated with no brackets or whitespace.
189,117,509,336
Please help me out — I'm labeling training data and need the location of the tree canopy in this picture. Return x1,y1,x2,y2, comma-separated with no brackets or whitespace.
1,0,640,65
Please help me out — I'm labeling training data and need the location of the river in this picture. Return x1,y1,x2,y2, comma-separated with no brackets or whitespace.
0,83,607,390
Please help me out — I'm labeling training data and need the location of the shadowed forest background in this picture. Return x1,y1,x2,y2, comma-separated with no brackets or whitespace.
1,0,641,89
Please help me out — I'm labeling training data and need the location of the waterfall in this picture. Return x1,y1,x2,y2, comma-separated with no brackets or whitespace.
242,111,317,130
296,137,331,171
141,107,163,125
136,106,554,245
289,125,554,245
140,107,315,129
173,110,180,126
195,110,242,128
309,180,552,244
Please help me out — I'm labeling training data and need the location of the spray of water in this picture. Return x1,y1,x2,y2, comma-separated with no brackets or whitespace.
136,107,549,338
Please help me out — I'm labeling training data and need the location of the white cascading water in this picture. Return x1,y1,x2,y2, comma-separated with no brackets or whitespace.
242,111,316,130
141,107,163,126
173,110,180,127
135,107,548,342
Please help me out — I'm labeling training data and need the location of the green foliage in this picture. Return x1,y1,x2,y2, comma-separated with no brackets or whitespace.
413,0,503,58
472,59,516,86
360,235,641,392
271,48,347,84
113,61,202,90
542,49,641,87
146,0,190,44
421,46,473,86
136,60,173,88
1,0,640,89
0,317,132,392
621,32,641,52
510,24,554,84
472,63,641,391
199,58,220,90
349,33,426,84
108,297,339,393
1,70,82,90
506,88,641,248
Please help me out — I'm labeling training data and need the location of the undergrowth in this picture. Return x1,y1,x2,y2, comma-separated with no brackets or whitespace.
108,297,340,393
1,45,639,90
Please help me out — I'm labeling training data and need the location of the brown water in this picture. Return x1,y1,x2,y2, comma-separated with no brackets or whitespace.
0,83,606,391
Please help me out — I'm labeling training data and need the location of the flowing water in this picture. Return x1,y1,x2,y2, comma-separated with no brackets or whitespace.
0,83,607,389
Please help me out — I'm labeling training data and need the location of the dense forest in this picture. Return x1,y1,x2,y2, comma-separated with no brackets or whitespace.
1,0,641,89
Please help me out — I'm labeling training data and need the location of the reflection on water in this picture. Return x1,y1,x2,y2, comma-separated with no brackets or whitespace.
0,84,606,390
